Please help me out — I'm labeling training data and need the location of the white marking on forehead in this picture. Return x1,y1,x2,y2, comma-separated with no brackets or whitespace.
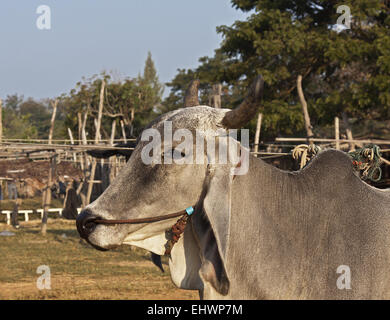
152,106,230,132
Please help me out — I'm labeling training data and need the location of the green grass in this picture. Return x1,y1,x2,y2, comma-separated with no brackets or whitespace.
0,219,198,300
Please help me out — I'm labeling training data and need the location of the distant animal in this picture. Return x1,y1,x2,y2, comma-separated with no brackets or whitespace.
87,142,136,161
62,182,81,220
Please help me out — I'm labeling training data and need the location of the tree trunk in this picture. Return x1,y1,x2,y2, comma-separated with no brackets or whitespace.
48,99,58,145
94,119,102,142
297,75,314,145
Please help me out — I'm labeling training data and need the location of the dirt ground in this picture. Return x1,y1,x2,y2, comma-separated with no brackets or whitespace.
0,219,198,300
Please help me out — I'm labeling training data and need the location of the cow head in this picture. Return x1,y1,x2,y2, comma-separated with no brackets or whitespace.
76,76,264,297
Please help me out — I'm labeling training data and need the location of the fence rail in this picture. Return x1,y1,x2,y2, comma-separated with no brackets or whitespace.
0,208,82,225
275,137,390,145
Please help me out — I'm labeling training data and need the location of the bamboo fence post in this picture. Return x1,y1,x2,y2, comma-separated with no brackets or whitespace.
77,112,82,142
253,113,263,157
81,111,89,168
275,137,390,144
67,128,77,162
86,80,105,205
48,99,58,145
110,120,116,146
77,115,85,171
110,120,116,182
342,112,356,151
81,112,88,145
94,119,102,142
94,81,105,144
297,75,314,145
335,116,340,150
120,120,127,143
0,98,2,143
85,160,97,204
77,111,89,205
41,154,56,235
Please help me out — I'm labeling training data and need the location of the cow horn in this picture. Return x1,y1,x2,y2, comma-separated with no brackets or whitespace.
221,75,264,128
184,79,200,108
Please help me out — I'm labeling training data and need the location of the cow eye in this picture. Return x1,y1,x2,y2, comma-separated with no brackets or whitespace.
161,150,186,161
172,149,186,160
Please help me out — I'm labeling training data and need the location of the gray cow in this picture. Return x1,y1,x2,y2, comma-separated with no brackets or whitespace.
77,76,390,299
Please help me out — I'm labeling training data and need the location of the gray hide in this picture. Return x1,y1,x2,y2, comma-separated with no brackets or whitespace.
198,149,390,299
78,105,390,299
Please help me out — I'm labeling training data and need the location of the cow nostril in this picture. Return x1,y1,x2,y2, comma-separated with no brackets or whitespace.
76,210,99,239
83,218,97,234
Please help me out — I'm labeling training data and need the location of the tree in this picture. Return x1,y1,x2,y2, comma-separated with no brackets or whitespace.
133,52,164,132
163,0,390,140
62,53,164,140
143,51,164,100
3,94,38,139
19,98,52,139
220,0,390,134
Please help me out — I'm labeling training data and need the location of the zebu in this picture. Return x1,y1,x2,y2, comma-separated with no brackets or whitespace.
77,76,390,299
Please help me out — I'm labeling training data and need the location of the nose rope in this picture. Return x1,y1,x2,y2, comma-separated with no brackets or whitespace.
94,206,195,256
94,207,194,225
164,207,194,256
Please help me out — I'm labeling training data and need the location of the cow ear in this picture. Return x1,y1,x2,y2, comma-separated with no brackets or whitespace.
191,164,233,296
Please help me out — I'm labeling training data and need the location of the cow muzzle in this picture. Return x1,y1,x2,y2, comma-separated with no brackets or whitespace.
76,209,99,240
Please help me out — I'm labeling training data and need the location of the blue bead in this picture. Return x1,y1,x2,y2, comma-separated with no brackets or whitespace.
185,206,194,215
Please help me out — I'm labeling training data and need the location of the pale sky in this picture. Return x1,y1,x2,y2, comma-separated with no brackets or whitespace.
0,0,249,100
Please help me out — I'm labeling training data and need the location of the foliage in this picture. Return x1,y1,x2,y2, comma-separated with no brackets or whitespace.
61,52,164,140
2,3,390,142
2,94,67,140
163,0,390,140
3,94,38,139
